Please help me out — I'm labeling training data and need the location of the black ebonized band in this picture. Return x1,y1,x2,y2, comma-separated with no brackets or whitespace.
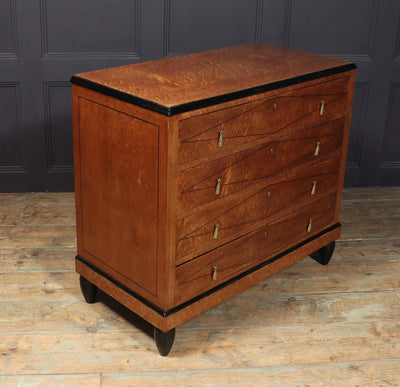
71,63,356,116
76,222,341,318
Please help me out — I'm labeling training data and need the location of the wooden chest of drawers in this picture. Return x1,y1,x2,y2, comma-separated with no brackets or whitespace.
71,43,356,356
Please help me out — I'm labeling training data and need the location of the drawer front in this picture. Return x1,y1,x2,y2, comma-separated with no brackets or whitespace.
176,170,339,264
178,75,349,169
175,193,337,305
177,123,343,216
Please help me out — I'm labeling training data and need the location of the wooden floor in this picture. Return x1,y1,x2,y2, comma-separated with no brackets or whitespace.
0,187,399,386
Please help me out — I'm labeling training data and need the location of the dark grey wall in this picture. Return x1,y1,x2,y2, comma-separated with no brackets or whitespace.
1,0,399,192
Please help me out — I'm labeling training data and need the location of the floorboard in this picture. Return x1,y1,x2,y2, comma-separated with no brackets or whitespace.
0,187,399,386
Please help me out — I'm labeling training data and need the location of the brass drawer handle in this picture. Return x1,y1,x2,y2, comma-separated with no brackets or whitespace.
218,130,224,147
215,178,222,195
213,223,220,239
307,219,313,233
314,141,320,156
311,181,317,195
212,266,218,281
320,100,325,115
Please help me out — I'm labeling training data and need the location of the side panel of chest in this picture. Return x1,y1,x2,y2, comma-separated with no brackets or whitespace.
73,87,176,309
76,97,159,293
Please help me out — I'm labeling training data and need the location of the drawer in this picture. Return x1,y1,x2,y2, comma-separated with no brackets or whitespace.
175,193,337,305
176,170,339,264
178,76,349,169
177,122,343,216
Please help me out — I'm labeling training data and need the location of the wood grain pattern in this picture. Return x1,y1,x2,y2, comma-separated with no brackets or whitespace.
0,206,75,226
0,248,75,273
1,321,399,374
74,43,353,109
342,186,400,201
177,129,342,215
0,226,76,248
178,75,349,142
100,361,400,386
1,188,399,384
77,97,159,295
0,192,75,207
176,171,339,263
72,85,176,311
328,239,400,264
175,194,337,304
0,374,101,387
177,75,348,168
184,292,400,329
178,153,341,225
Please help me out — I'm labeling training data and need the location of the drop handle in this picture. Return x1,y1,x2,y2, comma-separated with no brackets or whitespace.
218,130,224,147
314,141,320,156
213,223,220,239
307,219,313,233
311,181,317,195
215,178,222,196
320,100,325,115
212,266,218,281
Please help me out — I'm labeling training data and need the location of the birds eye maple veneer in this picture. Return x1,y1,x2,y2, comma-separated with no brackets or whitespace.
71,43,356,356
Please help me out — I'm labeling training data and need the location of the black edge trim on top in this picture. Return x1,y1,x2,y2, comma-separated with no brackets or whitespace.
70,63,356,116
76,223,341,319
70,76,168,115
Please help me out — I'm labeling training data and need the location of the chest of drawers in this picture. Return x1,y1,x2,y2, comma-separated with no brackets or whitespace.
71,43,356,356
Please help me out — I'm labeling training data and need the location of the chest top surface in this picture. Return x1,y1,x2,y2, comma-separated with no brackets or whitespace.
71,43,355,116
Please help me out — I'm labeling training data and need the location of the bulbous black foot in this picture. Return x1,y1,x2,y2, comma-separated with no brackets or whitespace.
310,241,335,265
154,327,176,356
79,275,98,303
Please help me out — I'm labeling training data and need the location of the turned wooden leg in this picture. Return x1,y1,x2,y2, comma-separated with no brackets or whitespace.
154,327,176,356
310,241,335,265
79,275,98,304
